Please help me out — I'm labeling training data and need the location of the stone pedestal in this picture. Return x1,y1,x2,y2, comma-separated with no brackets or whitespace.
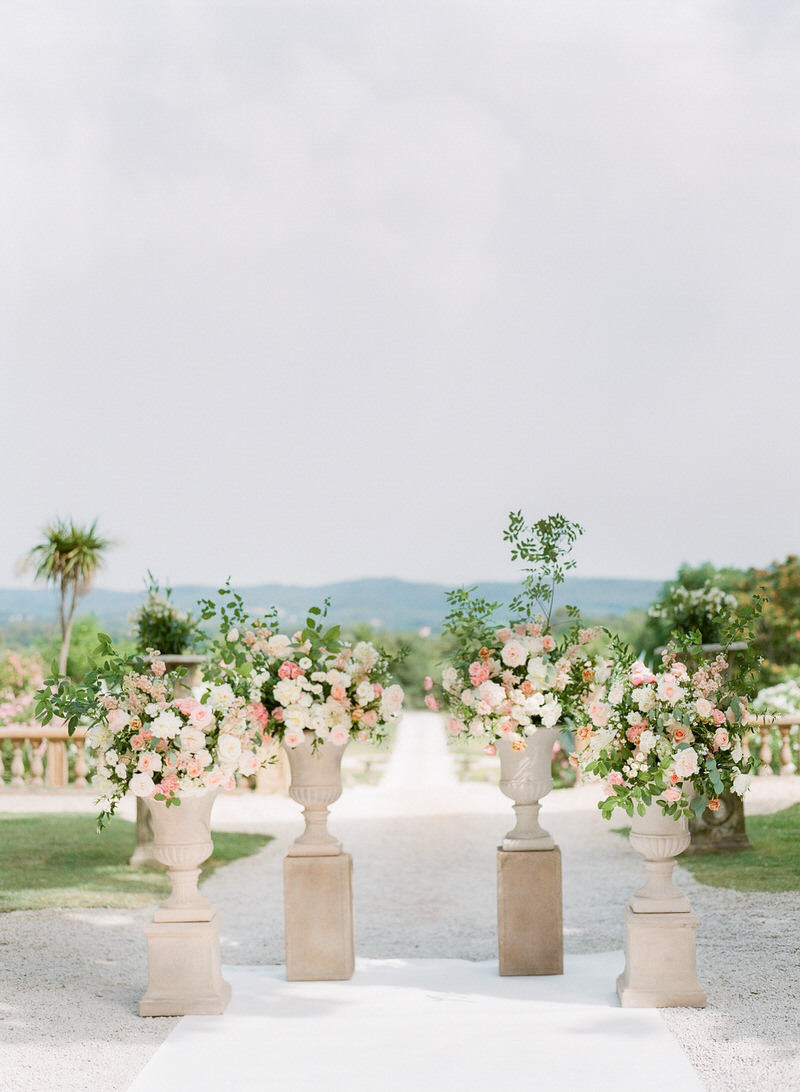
617,908,706,1008
497,847,563,976
139,915,232,1016
284,853,355,981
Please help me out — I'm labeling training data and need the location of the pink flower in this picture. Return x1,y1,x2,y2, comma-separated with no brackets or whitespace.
189,705,215,730
150,660,166,677
663,787,682,803
174,698,200,717
672,662,688,679
588,701,611,727
160,774,180,795
500,641,527,668
272,707,284,723
711,708,725,727
448,717,465,735
608,770,624,785
541,635,555,652
130,734,146,750
424,694,440,711
248,702,270,728
362,710,378,729
626,724,643,744
278,661,302,680
185,757,204,778
713,727,730,750
330,684,347,703
329,724,350,746
203,768,225,788
497,629,512,642
424,676,433,691
469,662,490,687
484,744,497,756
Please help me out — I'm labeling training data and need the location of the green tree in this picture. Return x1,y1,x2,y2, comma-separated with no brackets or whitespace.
23,518,112,677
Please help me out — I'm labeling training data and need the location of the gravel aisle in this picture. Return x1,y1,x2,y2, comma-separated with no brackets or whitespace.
2,713,800,1091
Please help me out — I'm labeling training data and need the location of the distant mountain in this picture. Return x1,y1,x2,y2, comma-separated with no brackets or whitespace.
0,576,661,635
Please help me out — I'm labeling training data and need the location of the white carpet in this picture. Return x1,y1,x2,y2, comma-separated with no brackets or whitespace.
127,954,703,1092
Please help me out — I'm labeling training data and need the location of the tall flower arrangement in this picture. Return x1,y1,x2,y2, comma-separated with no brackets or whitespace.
573,645,753,819
439,512,590,751
37,635,267,826
200,586,405,749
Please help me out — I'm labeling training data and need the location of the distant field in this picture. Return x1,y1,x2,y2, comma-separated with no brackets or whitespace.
0,575,661,635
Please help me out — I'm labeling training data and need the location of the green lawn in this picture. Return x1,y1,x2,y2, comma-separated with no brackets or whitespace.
0,812,272,912
615,803,800,893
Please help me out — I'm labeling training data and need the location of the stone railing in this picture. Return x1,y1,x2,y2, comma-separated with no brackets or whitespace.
0,722,89,789
746,714,799,777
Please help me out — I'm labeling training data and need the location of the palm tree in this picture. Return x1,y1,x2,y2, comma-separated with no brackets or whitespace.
25,518,113,676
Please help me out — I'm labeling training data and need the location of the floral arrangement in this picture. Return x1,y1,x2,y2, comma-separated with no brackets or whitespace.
574,646,753,819
752,678,800,717
438,512,590,753
200,587,405,749
0,650,44,728
37,635,267,825
648,581,739,646
130,575,201,655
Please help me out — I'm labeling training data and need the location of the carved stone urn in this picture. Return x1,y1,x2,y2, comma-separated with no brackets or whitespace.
284,730,348,856
628,801,691,913
143,789,219,919
496,728,560,851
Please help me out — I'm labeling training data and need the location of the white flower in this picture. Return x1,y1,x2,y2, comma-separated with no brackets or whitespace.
265,634,292,657
105,749,119,766
180,725,207,752
274,679,303,706
208,684,236,712
541,699,561,728
731,741,743,763
632,687,656,712
671,747,699,779
526,658,548,687
638,729,656,755
130,772,156,797
283,706,309,733
501,640,527,668
732,772,752,796
226,628,239,643
238,750,261,776
329,724,350,746
145,702,160,718
114,762,128,778
282,727,304,748
153,710,182,739
92,771,114,797
478,681,505,709
380,684,404,719
461,689,475,707
217,733,243,762
356,681,375,706
442,666,459,690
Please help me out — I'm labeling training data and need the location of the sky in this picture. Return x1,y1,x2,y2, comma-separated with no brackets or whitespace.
3,1,800,593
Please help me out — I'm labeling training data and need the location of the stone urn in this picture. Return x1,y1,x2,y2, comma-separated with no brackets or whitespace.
496,728,559,851
628,801,691,913
143,789,219,918
284,730,348,856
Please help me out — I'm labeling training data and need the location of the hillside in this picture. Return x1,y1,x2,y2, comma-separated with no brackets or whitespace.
0,576,661,636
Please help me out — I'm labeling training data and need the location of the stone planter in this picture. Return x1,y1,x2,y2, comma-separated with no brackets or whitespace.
617,799,705,1008
497,728,559,851
628,801,691,913
139,789,231,1016
284,730,348,856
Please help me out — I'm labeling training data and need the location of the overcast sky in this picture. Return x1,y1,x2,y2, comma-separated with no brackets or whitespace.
3,1,799,593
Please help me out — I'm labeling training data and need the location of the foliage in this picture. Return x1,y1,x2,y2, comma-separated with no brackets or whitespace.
0,813,271,911
677,803,800,893
22,518,112,676
0,649,44,727
35,614,135,683
439,512,591,747
752,676,800,717
199,584,405,749
37,636,268,826
130,574,202,655
341,624,456,710
728,555,800,689
574,643,753,820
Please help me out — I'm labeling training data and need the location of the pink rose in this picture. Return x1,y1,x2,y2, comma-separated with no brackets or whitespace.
160,774,180,795
484,744,497,756
189,705,215,730
496,629,512,642
663,787,682,803
469,662,490,687
448,717,465,735
204,768,225,788
331,684,347,703
248,702,270,728
424,676,433,691
608,770,624,785
425,694,440,711
185,757,204,778
500,641,527,668
541,635,555,652
588,701,611,727
272,707,284,722
362,710,378,729
329,724,350,746
174,698,199,716
130,734,146,750
713,727,730,750
711,708,725,727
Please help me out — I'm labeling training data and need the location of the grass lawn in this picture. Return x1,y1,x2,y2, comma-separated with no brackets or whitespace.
0,812,272,912
615,803,800,893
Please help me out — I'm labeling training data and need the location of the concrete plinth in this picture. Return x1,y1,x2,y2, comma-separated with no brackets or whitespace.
497,847,563,976
139,914,231,1016
284,852,355,981
617,908,706,1008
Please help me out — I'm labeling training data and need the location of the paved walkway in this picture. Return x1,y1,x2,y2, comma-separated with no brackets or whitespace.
2,713,800,1091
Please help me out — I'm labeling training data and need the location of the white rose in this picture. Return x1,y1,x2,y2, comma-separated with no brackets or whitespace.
130,772,156,797
238,750,261,776
638,729,656,755
274,679,303,706
461,689,475,707
442,666,459,690
226,628,239,643
92,771,114,797
283,706,309,733
329,724,350,746
208,684,236,712
217,733,243,762
633,687,656,712
379,684,404,719
501,640,527,668
153,709,182,739
478,681,505,709
356,681,375,706
180,725,207,752
541,699,561,728
732,772,752,796
671,747,699,779
527,658,548,687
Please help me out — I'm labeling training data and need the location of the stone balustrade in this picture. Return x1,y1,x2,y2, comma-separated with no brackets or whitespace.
746,714,799,777
0,722,89,789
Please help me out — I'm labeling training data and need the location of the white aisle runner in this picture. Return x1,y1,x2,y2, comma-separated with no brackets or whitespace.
378,711,459,790
127,955,704,1092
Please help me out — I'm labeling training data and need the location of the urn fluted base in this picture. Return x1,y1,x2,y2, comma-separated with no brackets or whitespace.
629,802,691,913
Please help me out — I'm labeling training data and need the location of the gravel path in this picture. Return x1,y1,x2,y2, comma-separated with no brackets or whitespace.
2,713,800,1091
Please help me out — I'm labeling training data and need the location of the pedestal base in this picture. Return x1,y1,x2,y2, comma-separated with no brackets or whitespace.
139,914,231,1016
497,846,563,976
284,852,355,981
617,907,706,1008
